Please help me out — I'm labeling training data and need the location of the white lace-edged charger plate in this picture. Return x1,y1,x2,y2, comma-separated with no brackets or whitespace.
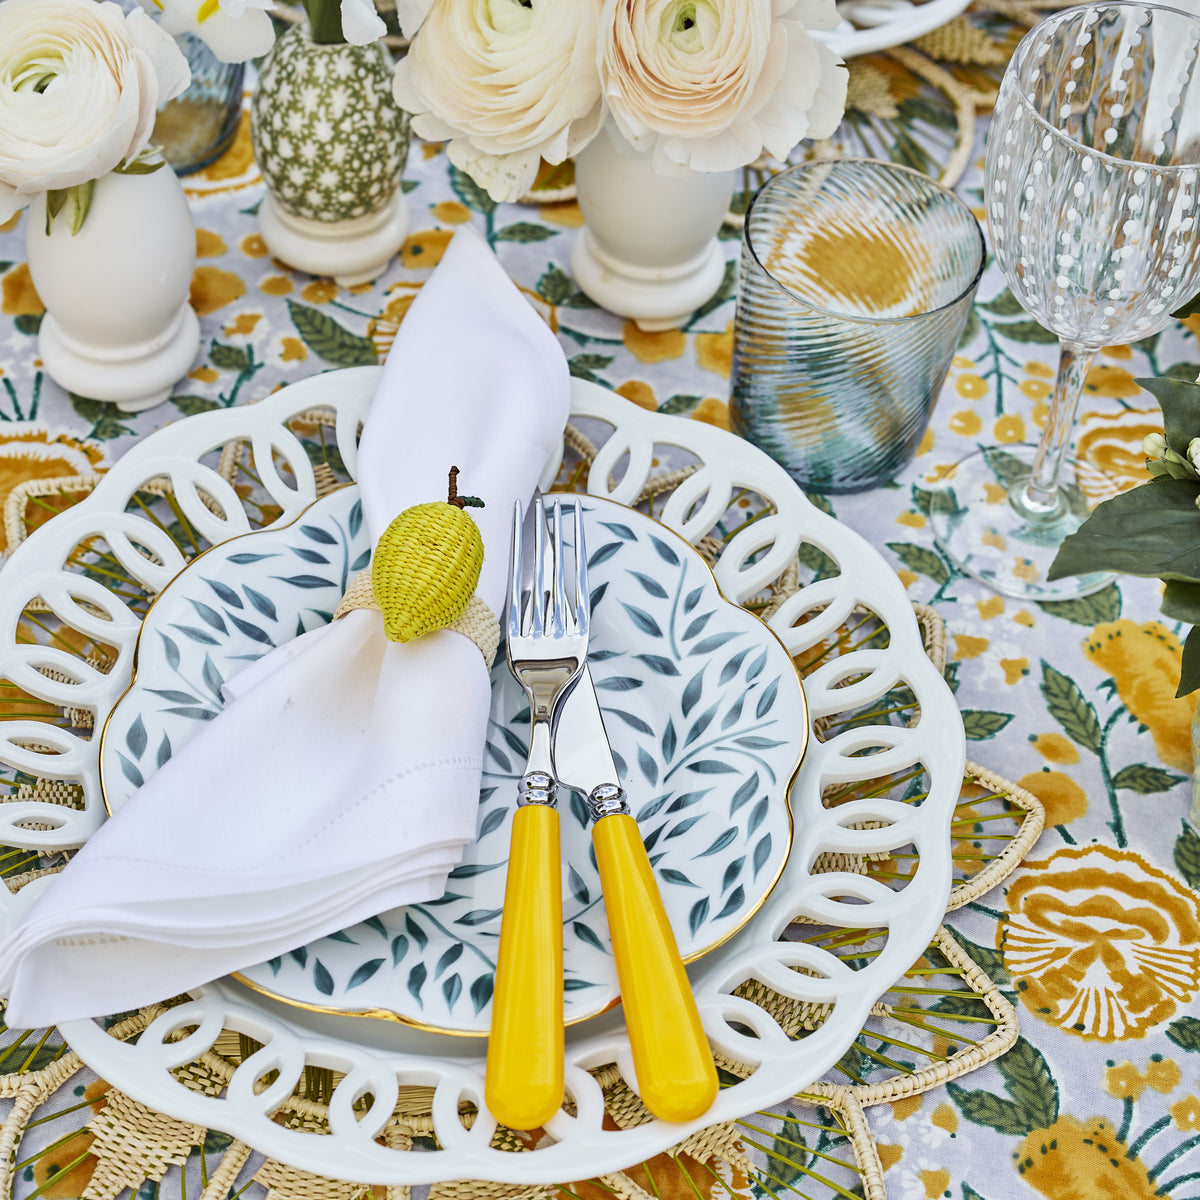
98,490,805,1036
818,0,974,58
0,370,965,1184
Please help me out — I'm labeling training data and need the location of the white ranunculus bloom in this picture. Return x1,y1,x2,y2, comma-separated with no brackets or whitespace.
598,0,848,175
0,0,190,223
140,0,277,63
393,0,605,203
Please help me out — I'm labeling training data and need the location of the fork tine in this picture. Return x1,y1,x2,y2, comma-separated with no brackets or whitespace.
573,501,588,638
530,497,546,637
551,500,567,636
509,501,523,640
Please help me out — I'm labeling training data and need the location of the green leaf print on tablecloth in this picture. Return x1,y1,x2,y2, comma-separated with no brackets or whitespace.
288,301,378,366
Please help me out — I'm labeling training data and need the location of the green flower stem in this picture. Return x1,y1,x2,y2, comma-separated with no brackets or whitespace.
979,317,1022,417
1149,1133,1200,1180
304,0,344,43
1126,1113,1172,1161
1099,706,1127,848
1117,1096,1135,1145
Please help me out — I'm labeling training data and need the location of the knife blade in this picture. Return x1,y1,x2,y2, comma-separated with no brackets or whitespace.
555,667,718,1123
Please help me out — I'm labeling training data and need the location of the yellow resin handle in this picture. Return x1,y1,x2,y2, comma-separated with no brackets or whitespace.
592,813,718,1123
485,804,564,1130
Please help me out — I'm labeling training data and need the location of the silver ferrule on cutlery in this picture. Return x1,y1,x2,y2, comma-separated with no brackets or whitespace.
586,782,630,820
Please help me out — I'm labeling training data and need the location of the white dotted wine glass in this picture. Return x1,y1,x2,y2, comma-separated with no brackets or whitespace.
931,1,1200,599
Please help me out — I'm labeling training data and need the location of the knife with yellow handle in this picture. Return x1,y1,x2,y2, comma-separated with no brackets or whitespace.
555,669,719,1123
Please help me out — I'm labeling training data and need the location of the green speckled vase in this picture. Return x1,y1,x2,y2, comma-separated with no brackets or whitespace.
250,22,412,284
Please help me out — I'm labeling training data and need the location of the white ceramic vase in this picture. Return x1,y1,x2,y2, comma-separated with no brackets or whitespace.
571,125,736,331
25,166,199,414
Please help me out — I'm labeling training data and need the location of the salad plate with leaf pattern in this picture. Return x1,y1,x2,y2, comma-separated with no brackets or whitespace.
100,488,806,1036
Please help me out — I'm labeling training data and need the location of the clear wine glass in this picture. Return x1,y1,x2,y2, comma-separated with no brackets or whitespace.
931,1,1200,599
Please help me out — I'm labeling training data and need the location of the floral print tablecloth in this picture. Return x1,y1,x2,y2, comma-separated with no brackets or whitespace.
1,17,1200,1200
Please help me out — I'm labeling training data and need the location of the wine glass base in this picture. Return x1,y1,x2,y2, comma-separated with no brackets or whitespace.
929,445,1113,601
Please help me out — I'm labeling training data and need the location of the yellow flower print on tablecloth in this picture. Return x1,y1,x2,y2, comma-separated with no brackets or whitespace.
1084,620,1196,770
1016,1115,1160,1200
1074,406,1162,504
0,428,105,554
1001,845,1200,1040
1172,1094,1200,1131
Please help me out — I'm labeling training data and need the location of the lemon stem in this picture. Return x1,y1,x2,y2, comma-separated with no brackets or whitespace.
446,466,485,509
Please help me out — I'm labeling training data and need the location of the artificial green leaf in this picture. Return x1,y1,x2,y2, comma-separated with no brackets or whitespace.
961,710,1014,740
172,394,222,416
45,188,68,234
287,301,377,366
886,541,950,585
493,222,557,243
979,288,1026,317
1173,291,1200,319
1166,1014,1200,1051
449,165,496,216
957,307,981,350
112,156,166,176
996,1037,1059,1131
992,318,1058,344
659,394,702,415
1163,580,1200,624
209,341,252,373
946,1084,1039,1136
67,179,94,235
1138,375,1200,457
690,259,737,324
1048,478,1200,582
1180,626,1200,697
1040,662,1102,754
1037,583,1122,626
1175,820,1200,889
1110,763,1185,793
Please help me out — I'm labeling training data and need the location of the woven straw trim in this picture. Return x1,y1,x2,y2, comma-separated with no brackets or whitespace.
796,1088,886,1200
883,47,980,185
948,762,1044,910
911,603,947,674
334,568,500,669
4,473,106,555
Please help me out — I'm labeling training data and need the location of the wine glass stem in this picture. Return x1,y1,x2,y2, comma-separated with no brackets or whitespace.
1016,340,1097,518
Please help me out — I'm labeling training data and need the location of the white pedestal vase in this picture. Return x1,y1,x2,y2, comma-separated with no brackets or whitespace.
571,127,736,332
250,23,411,287
25,166,200,414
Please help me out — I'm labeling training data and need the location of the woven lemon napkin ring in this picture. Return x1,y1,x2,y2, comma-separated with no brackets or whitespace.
331,468,500,670
333,573,499,669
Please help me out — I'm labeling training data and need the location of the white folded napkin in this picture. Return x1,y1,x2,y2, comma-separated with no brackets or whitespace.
0,228,570,1029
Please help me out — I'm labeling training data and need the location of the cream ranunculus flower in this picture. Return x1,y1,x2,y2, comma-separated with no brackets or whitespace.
598,0,848,175
0,0,190,223
393,0,605,203
140,0,277,63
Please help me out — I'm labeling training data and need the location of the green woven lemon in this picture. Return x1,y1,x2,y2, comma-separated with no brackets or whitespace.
372,466,485,643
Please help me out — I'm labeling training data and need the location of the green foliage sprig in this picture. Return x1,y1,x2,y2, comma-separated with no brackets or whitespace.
1049,374,1200,696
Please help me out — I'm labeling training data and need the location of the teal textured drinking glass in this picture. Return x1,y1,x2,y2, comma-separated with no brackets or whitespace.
155,33,246,176
729,159,986,494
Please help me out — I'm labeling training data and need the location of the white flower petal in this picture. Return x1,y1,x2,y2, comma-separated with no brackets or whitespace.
340,0,387,45
395,0,436,35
